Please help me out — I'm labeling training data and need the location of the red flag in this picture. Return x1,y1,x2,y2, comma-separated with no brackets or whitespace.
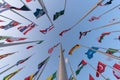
89,74,94,80
59,28,71,36
113,63,120,79
26,46,33,49
6,37,26,42
96,61,106,77
0,20,4,22
26,0,32,2
48,43,60,54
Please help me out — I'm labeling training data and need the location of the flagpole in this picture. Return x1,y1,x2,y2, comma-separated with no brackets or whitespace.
9,9,38,26
67,58,76,80
37,0,54,25
0,64,9,69
87,62,107,80
79,43,120,60
34,56,51,80
0,15,17,21
0,40,42,48
58,43,68,80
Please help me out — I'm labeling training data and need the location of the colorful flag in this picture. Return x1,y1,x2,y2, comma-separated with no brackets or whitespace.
3,68,23,80
38,56,50,69
98,32,111,43
46,71,56,80
24,74,34,80
48,42,60,54
6,37,27,42
40,25,54,34
79,30,91,39
33,8,45,19
68,44,80,55
18,23,35,35
0,36,9,40
85,47,99,59
113,63,120,79
10,5,30,11
96,61,106,77
106,48,118,54
0,52,16,60
0,20,20,30
69,75,74,80
75,59,87,75
89,74,94,80
16,55,32,65
53,10,64,21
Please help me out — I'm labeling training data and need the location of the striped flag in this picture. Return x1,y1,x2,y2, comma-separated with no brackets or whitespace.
18,23,35,35
0,20,20,30
6,37,27,42
3,68,23,80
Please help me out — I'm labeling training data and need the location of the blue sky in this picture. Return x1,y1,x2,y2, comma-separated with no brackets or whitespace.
0,0,120,80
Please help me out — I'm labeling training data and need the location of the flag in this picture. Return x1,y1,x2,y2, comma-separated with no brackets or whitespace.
98,32,111,43
3,68,23,80
59,28,71,36
113,63,120,79
18,23,35,35
69,75,74,80
88,16,100,22
48,42,60,54
26,0,32,2
68,44,80,55
89,74,94,80
79,30,91,39
106,48,118,54
0,2,10,13
0,20,20,30
38,56,50,69
24,74,34,80
40,25,54,34
33,8,45,19
104,0,113,6
10,5,30,11
53,10,64,21
6,37,27,42
96,61,106,77
0,36,9,40
0,52,16,60
0,20,4,22
85,47,99,59
16,55,32,65
75,59,87,75
46,71,56,80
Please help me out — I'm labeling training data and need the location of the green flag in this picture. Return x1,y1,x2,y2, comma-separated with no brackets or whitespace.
53,10,64,21
46,71,56,80
106,48,118,54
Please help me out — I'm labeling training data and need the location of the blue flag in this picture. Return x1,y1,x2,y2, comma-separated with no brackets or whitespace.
33,8,45,19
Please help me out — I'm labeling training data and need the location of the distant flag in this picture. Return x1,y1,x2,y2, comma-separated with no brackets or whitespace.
113,63,120,79
6,37,27,42
69,75,74,80
59,28,71,36
89,74,94,80
88,16,100,22
18,23,35,35
26,0,32,2
75,59,87,76
106,48,118,55
0,20,4,22
0,52,17,60
0,36,10,40
98,32,111,43
26,40,44,49
79,30,91,39
40,25,54,34
10,5,30,11
68,44,80,55
104,0,113,6
96,61,106,77
85,47,99,59
33,8,45,19
0,20,20,30
16,55,32,65
53,9,64,21
3,68,23,80
48,42,60,54
46,71,56,80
